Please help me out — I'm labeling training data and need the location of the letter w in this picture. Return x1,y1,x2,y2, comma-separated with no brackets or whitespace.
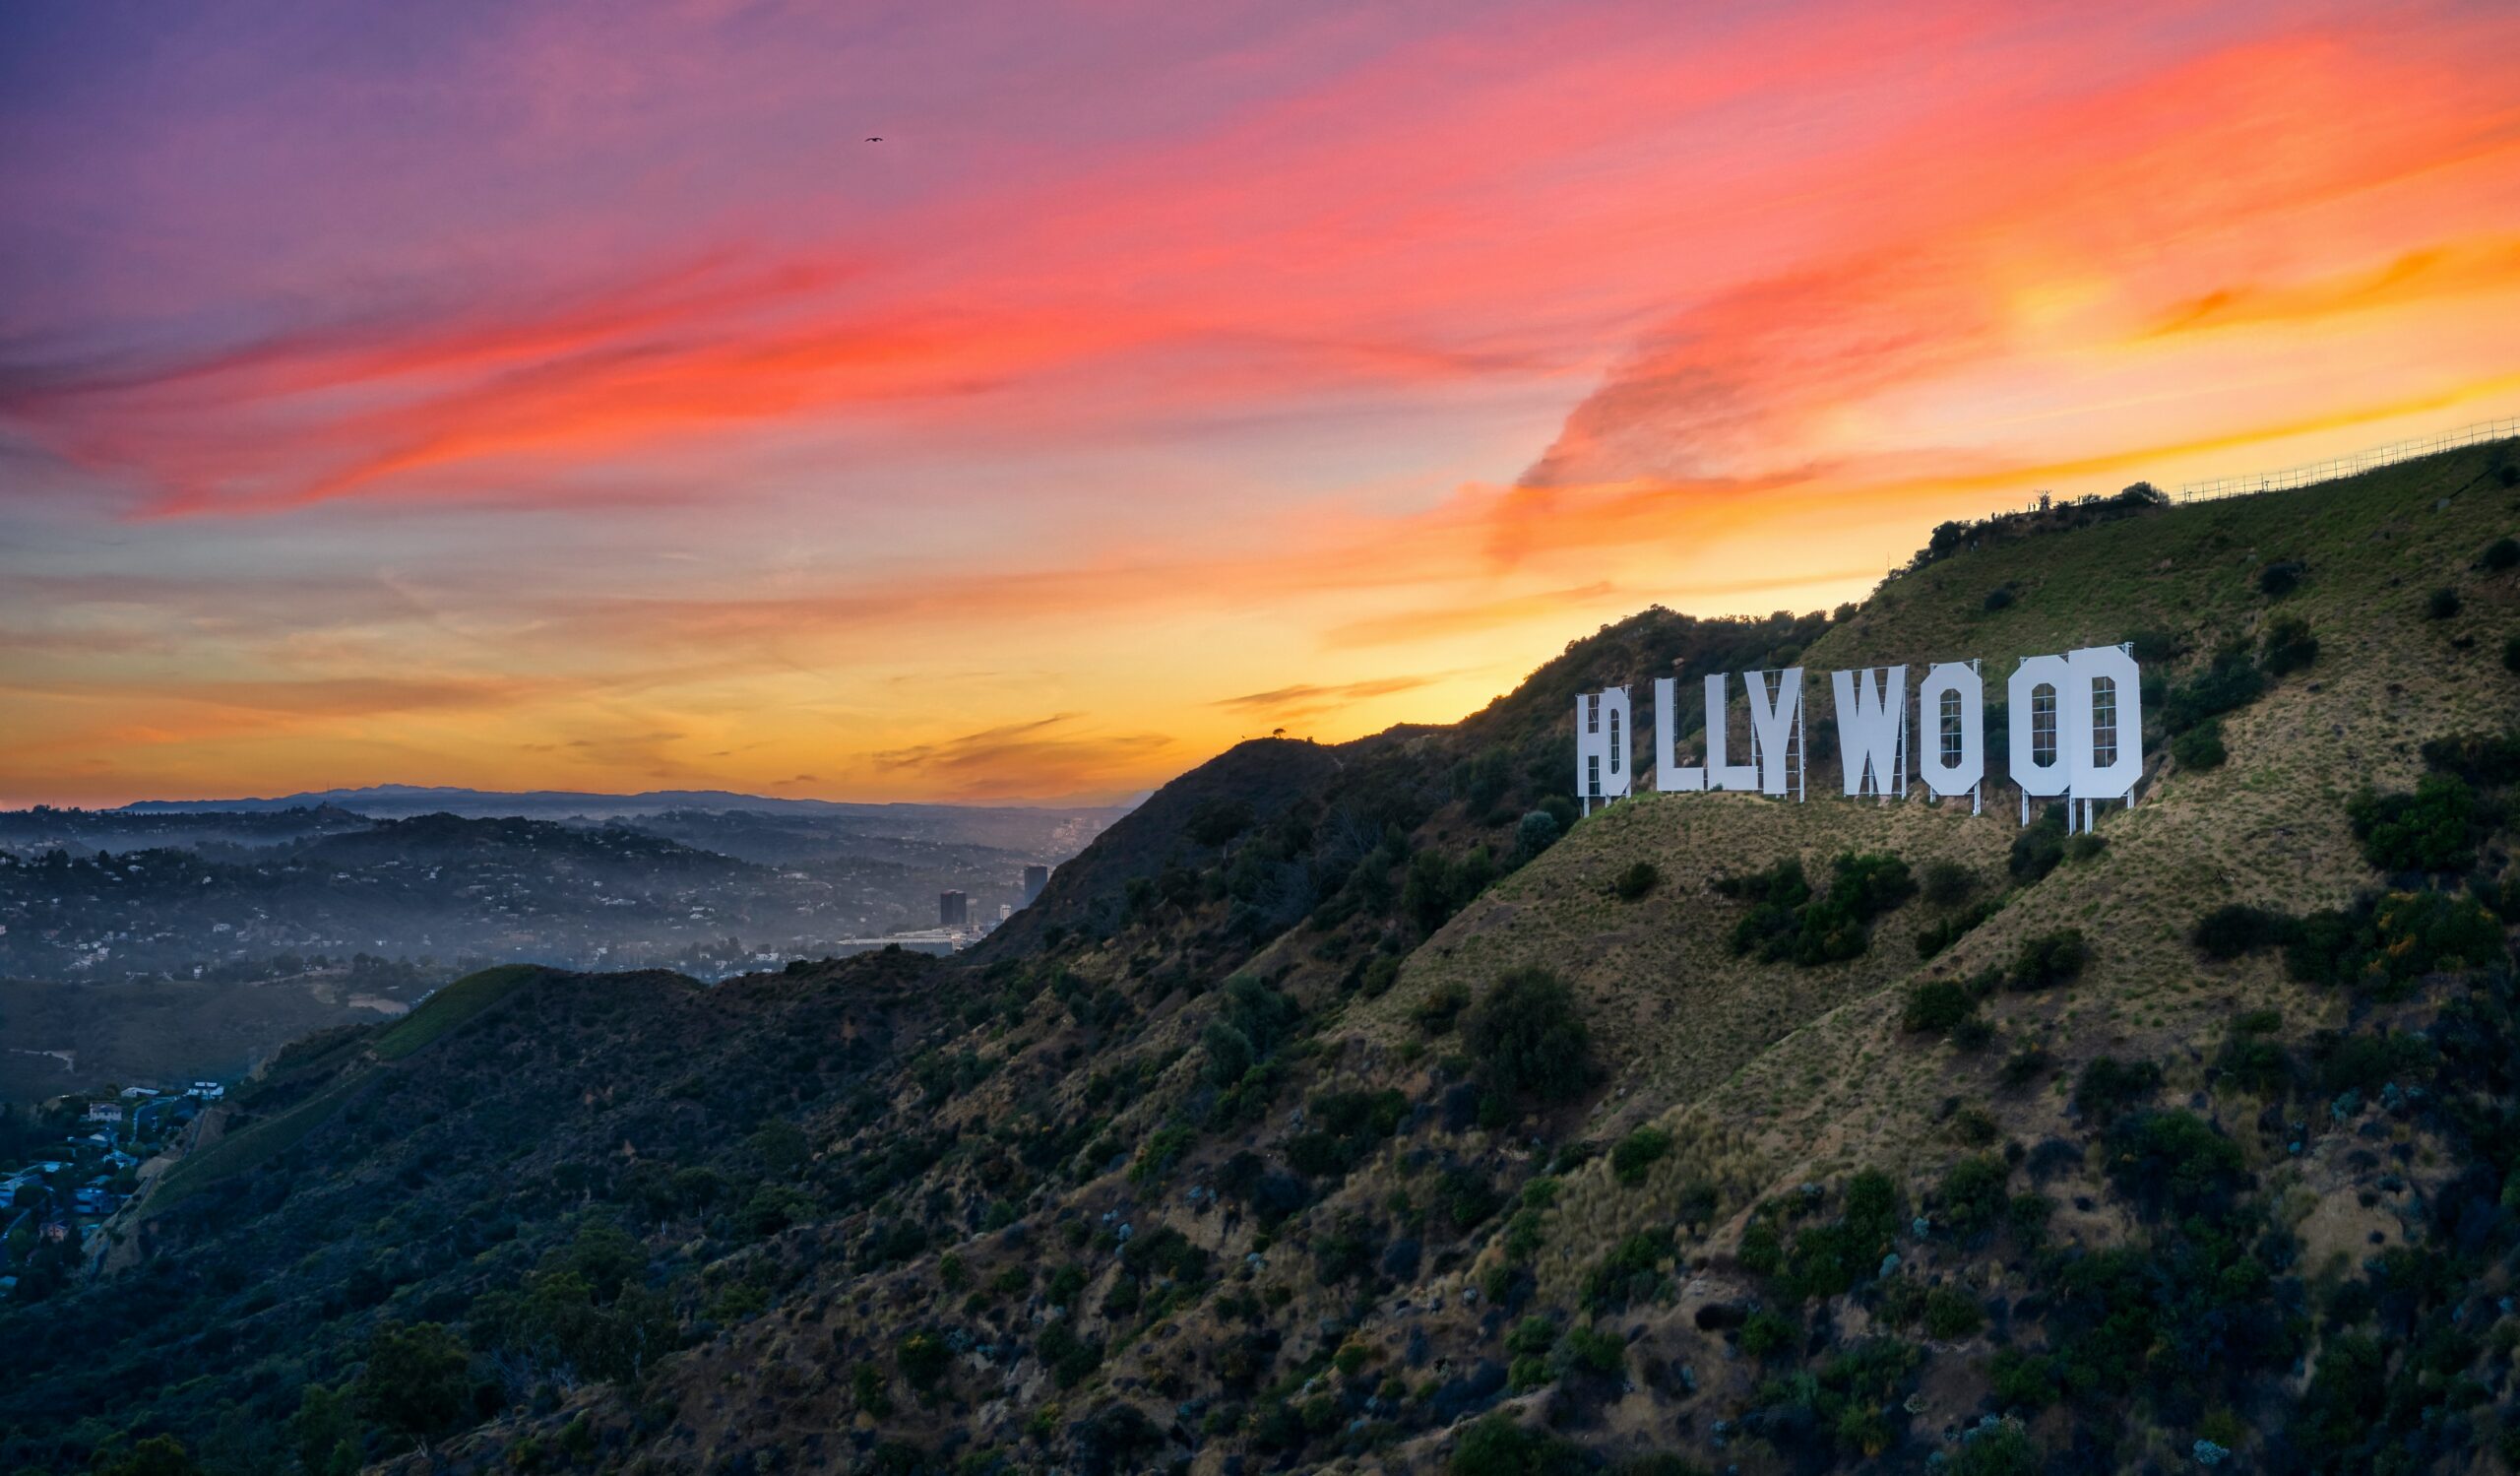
1831,666,1907,800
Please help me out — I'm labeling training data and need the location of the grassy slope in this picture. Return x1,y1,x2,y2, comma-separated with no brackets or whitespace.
1360,443,2516,1308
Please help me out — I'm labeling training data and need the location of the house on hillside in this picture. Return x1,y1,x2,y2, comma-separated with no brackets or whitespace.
188,1081,224,1100
118,1086,160,1100
83,1102,122,1123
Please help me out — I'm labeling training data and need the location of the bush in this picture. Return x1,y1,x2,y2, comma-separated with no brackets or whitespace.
2163,646,2266,735
2125,627,2186,664
2506,633,2520,674
1581,1228,1672,1312
1448,1414,1585,1476
2496,537,2520,571
2008,805,2068,882
1514,810,1560,861
2350,775,2480,871
2007,930,2088,990
1184,799,1255,848
2258,559,2305,597
1950,1426,2043,1476
1721,852,1913,966
1464,969,1592,1104
1609,1126,1673,1186
2104,1110,2247,1218
2260,614,2318,675
1915,898,1999,959
1740,1310,1797,1359
1988,1348,2060,1409
1920,860,1978,906
2426,586,2463,620
1937,1154,2010,1237
2073,1057,2163,1123
1984,584,2016,612
2191,903,2293,960
2172,720,2228,771
1613,861,1659,901
1999,1044,2053,1089
1902,980,1977,1034
1922,1286,1984,1339
1412,982,1472,1035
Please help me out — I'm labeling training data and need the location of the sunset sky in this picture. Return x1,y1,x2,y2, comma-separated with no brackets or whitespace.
4,0,2518,806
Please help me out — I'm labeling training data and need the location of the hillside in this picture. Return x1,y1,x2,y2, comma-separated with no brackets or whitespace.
6,439,2516,1476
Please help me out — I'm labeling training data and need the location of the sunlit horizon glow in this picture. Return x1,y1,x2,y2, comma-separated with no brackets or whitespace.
4,0,2517,807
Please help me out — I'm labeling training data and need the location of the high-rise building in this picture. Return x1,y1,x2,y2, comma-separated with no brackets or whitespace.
1022,864,1051,904
939,890,968,927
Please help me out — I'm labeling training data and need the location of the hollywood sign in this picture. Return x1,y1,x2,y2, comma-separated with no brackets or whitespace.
1577,644,2142,831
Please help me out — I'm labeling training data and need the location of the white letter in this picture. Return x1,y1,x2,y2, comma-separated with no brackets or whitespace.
1830,666,1907,800
1915,662,1984,800
1575,687,1632,807
1705,674,1758,792
2007,654,2074,800
1654,677,1703,793
1744,669,1803,798
2067,644,2143,801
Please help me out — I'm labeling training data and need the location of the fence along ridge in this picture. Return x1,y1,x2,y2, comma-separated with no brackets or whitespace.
2174,414,2520,502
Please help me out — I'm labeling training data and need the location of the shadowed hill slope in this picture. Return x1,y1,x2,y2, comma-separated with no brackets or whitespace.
7,438,2517,1476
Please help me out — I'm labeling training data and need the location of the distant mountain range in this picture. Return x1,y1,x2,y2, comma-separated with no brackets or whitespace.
113,785,1137,823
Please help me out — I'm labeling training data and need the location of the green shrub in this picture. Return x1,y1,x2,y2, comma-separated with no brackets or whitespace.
1412,982,1472,1035
1582,1229,1671,1312
1987,1348,2060,1409
2008,805,2068,881
1447,1413,1584,1476
2125,626,2186,663
2350,775,2480,871
1609,1126,1672,1186
2258,559,2304,597
1556,1325,1627,1376
1901,980,1977,1034
1936,1154,2010,1237
2312,1030,2433,1095
1721,852,1914,966
2007,930,2089,990
2285,890,2505,993
1999,1044,2053,1089
2485,537,2520,571
2163,645,2266,735
2172,720,2228,771
2191,903,2293,959
2260,614,2319,675
2104,1111,2247,1218
2504,633,2520,674
1915,898,1999,959
2426,586,2463,620
2073,1057,2163,1123
897,1330,952,1392
2216,1021,2295,1097
1612,861,1659,901
1922,1286,1984,1339
1920,859,1979,906
1514,810,1561,861
1285,1088,1409,1178
1739,1310,1797,1359
1950,1425,2043,1475
1464,969,1592,1104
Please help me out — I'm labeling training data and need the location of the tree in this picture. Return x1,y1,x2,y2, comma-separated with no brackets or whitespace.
288,1383,364,1476
1464,969,1591,1104
355,1320,475,1448
93,1436,200,1476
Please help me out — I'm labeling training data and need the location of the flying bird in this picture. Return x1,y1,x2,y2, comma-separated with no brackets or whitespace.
865,136,883,143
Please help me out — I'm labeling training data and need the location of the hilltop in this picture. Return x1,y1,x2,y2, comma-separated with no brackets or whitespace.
5,438,2517,1476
